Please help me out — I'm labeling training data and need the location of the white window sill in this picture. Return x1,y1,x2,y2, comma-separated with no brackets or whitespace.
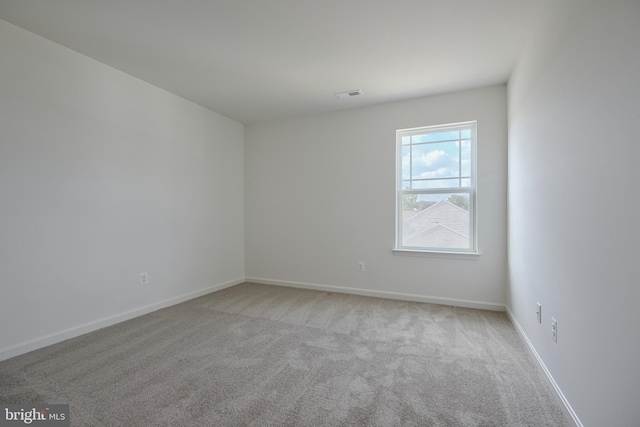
392,249,481,260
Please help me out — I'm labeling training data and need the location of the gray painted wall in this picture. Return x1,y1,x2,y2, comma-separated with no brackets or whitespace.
508,0,640,425
0,20,245,359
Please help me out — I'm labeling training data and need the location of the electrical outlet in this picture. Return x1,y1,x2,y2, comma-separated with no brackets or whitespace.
140,272,149,285
551,317,557,343
357,261,365,272
536,303,542,324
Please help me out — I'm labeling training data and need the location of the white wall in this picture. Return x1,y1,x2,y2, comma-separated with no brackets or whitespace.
245,86,507,309
0,20,245,360
507,0,640,425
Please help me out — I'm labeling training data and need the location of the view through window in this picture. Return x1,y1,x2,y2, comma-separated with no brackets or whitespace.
396,122,477,252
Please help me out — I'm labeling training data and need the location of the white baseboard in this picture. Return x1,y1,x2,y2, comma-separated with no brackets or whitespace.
245,276,505,312
505,307,583,427
0,278,244,362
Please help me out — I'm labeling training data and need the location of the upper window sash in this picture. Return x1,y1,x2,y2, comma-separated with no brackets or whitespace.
398,122,475,193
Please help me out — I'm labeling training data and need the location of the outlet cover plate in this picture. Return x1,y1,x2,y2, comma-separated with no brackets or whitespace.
140,272,149,285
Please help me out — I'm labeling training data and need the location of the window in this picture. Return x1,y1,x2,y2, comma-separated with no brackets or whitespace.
395,121,477,253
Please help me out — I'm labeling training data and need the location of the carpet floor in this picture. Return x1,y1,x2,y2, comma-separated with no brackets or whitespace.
0,282,571,426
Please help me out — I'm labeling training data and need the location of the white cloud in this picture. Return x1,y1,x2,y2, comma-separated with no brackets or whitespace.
422,150,447,167
403,145,469,182
415,149,457,179
420,167,451,179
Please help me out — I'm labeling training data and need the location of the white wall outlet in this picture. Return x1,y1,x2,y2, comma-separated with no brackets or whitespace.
357,261,365,272
536,303,542,323
140,272,149,285
551,317,557,342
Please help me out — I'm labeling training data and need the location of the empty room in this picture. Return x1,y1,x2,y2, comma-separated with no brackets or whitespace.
0,0,638,426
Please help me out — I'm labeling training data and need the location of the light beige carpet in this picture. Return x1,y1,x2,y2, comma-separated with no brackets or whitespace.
0,283,571,426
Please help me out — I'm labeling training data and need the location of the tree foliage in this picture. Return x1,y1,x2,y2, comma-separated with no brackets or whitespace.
447,194,469,211
402,194,435,210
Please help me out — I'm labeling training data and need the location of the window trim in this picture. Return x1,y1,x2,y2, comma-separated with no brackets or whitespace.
394,121,479,255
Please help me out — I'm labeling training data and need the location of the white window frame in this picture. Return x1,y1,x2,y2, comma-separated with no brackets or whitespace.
394,121,478,255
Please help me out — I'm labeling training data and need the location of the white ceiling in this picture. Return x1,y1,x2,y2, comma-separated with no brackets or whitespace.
0,0,547,124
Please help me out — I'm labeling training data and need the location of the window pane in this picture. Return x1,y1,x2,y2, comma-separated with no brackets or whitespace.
401,135,411,145
401,192,471,250
460,139,471,177
401,145,410,180
410,141,460,180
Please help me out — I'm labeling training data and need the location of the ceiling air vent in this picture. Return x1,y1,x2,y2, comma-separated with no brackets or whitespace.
334,89,363,99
